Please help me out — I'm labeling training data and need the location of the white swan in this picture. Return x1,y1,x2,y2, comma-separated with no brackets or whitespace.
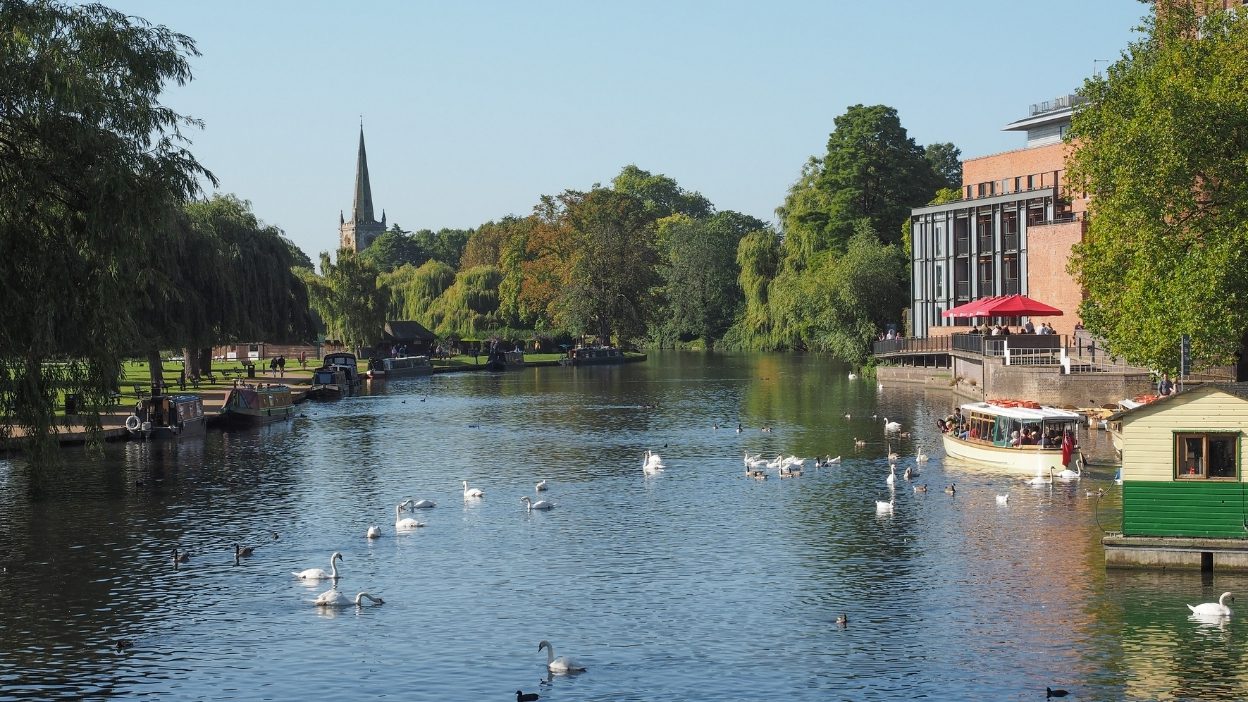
887,442,899,463
885,464,896,488
409,499,436,509
847,372,858,380
1187,592,1234,617
1055,461,1082,481
916,449,929,463
875,496,894,513
884,418,902,433
313,589,385,608
521,495,555,511
293,551,342,580
1026,467,1054,486
366,525,381,539
395,502,425,530
643,450,665,475
538,640,585,674
996,494,1010,505
903,465,914,481
535,480,548,492
462,480,484,499
826,455,841,464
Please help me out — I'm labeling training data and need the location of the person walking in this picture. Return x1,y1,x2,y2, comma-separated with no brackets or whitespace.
277,355,286,378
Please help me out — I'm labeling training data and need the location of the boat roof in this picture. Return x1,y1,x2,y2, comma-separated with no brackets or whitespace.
959,401,1082,421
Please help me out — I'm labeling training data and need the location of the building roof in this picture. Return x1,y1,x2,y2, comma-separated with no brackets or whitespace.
383,320,435,342
1108,382,1248,422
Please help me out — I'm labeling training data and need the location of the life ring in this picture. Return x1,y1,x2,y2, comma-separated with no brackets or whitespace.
125,415,141,432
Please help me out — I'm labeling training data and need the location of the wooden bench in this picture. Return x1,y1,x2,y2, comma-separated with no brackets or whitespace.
132,384,148,398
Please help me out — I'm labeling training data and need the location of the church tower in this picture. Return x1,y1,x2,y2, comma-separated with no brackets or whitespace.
338,126,386,252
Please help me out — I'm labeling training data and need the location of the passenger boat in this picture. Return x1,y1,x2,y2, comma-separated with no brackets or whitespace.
308,352,363,399
484,349,525,371
366,355,433,379
941,400,1084,473
220,384,295,426
558,346,639,366
125,393,206,440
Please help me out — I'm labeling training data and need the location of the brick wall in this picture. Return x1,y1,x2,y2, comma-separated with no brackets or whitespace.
962,142,1088,215
1025,220,1085,337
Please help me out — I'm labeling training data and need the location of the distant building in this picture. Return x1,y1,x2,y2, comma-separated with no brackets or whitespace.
338,126,386,252
908,95,1088,339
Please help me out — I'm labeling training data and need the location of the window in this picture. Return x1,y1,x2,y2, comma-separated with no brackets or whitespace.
1175,432,1239,479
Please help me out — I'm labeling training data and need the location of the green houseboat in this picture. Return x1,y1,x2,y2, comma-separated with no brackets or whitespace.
1103,382,1248,572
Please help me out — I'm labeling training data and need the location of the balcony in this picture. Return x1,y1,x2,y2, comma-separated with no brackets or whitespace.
1003,233,1019,251
1002,278,1020,295
977,235,994,252
955,237,970,256
955,281,970,300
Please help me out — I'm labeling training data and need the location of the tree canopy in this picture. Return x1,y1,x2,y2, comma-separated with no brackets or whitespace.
1066,4,1248,378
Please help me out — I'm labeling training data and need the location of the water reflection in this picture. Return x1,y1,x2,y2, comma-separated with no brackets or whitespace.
0,352,1245,700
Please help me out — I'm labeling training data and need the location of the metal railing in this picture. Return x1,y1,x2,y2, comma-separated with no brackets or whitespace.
955,237,970,256
873,337,951,355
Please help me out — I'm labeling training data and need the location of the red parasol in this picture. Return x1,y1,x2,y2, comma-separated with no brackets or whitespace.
942,294,1063,318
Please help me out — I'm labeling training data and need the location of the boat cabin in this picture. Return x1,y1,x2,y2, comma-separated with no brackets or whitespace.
954,401,1082,449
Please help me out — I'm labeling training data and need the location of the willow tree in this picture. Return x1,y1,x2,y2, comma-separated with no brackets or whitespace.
0,1,211,457
1067,4,1248,378
378,259,456,321
425,265,504,336
304,250,387,354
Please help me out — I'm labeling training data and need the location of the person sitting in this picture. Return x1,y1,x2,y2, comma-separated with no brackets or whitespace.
969,426,980,439
1010,431,1022,447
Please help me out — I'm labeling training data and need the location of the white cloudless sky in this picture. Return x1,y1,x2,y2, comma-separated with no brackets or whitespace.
100,0,1149,261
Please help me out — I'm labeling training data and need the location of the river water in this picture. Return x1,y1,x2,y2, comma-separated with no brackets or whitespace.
0,352,1245,701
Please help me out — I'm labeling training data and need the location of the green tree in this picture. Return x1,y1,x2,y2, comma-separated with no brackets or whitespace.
924,142,963,191
378,259,456,321
425,265,504,336
0,0,211,456
1066,5,1248,378
612,164,713,219
721,230,781,350
304,250,387,353
359,225,427,271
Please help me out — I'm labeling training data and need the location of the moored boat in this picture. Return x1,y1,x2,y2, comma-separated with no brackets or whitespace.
484,349,524,371
941,400,1083,473
309,352,363,399
557,346,641,366
366,355,433,379
125,393,206,440
220,384,295,426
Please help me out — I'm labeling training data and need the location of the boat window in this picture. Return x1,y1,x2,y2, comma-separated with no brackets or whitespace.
1175,432,1239,480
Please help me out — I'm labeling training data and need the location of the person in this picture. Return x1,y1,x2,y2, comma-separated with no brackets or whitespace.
1158,374,1174,396
968,324,981,335
299,350,306,369
1010,430,1022,447
1001,325,1011,336
277,355,286,378
1023,319,1035,334
1074,321,1084,331
269,356,278,376
178,368,186,391
885,328,896,340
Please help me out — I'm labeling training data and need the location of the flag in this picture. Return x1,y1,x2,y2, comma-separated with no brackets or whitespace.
1061,431,1074,467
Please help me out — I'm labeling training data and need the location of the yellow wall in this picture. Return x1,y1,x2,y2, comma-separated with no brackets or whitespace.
1121,389,1248,482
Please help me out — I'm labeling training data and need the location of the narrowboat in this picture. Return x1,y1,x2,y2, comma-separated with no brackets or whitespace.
557,346,642,366
940,400,1084,473
125,393,206,440
485,349,525,371
366,355,433,379
220,384,295,426
309,352,363,399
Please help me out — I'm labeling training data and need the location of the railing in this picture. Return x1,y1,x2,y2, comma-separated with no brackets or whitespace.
955,237,970,256
1002,278,1020,295
951,334,1006,357
873,337,951,355
977,235,993,252
955,281,970,300
1003,233,1019,251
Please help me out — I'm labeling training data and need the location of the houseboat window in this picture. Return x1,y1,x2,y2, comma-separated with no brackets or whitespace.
1175,433,1239,479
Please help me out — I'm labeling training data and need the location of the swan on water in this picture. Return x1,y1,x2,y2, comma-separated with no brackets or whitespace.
916,449,929,463
1055,462,1081,481
366,525,382,539
876,496,895,513
1026,467,1054,486
643,450,665,475
996,494,1010,505
395,502,426,530
535,480,548,492
538,640,586,674
847,372,858,380
293,551,342,580
521,496,555,511
903,465,914,481
409,499,436,509
887,443,900,463
853,437,866,448
885,465,896,488
1187,592,1234,617
463,480,485,499
884,418,902,433
313,590,385,608
826,456,841,464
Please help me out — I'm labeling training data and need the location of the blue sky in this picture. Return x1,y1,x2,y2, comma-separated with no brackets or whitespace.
102,0,1148,261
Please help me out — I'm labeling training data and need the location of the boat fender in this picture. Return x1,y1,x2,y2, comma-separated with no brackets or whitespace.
125,415,141,432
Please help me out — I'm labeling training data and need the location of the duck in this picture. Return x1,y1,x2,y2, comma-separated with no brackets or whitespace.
366,525,382,539
996,494,1010,505
517,692,540,702
746,469,767,480
233,543,254,558
884,418,902,433
1086,488,1105,499
875,496,895,513
913,484,928,493
292,551,343,580
1026,467,1054,486
521,496,555,511
835,613,848,627
538,640,586,674
778,463,801,478
462,480,484,499
1187,591,1234,617
535,480,548,492
1046,688,1070,699
395,502,426,530
113,638,135,651
313,590,385,608
944,484,956,495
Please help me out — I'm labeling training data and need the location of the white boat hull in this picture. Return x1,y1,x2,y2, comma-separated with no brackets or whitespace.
941,433,1078,474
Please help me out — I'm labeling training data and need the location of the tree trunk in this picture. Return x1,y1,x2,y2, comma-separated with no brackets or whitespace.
198,348,213,377
183,347,199,380
1236,330,1248,382
146,349,164,391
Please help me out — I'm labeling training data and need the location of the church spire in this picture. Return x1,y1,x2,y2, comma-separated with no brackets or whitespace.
351,125,375,223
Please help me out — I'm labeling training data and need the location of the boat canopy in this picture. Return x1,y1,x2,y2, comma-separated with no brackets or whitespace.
961,402,1081,421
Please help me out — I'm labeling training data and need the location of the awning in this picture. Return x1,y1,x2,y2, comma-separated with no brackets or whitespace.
942,294,1064,318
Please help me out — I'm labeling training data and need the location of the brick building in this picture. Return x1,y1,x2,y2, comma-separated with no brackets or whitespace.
909,95,1088,339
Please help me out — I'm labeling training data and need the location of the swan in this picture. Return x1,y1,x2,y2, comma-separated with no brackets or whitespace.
395,502,426,530
903,465,913,481
535,480,548,492
462,480,484,499
854,437,866,447
887,443,899,462
366,525,382,539
409,499,436,509
1187,592,1234,617
1055,462,1082,481
875,496,894,513
537,640,586,674
847,372,858,380
293,551,342,580
884,418,902,433
521,496,555,511
642,450,666,475
313,589,385,608
996,494,1010,505
885,465,896,488
1026,467,1054,486
916,449,929,463
826,455,841,464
